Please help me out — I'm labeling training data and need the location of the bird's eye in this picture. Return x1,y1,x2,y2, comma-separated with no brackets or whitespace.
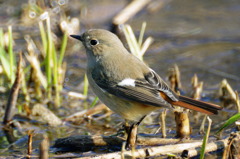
90,39,99,46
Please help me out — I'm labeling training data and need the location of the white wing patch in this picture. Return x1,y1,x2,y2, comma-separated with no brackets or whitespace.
118,78,136,87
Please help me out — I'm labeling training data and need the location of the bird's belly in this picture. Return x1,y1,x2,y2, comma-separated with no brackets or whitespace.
87,72,159,121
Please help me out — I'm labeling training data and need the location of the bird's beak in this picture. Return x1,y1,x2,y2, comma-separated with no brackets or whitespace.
70,35,83,41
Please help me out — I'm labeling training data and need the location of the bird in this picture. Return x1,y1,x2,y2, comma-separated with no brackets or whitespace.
70,29,222,148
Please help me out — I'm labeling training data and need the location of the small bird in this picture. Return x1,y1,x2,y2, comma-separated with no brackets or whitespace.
71,29,222,147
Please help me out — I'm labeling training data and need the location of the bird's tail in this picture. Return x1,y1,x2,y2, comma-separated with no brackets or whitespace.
172,95,222,115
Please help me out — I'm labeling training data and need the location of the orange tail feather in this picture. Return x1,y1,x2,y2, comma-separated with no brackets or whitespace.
160,93,222,115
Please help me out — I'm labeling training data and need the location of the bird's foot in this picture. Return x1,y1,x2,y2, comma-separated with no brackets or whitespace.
125,123,138,149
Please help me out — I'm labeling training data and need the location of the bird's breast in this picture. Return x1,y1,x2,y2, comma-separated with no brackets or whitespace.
86,69,159,121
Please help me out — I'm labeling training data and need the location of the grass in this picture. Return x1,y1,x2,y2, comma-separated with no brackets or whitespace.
37,12,68,106
217,113,240,134
8,26,15,84
90,97,99,108
0,26,16,86
0,11,69,107
200,116,212,159
122,22,153,61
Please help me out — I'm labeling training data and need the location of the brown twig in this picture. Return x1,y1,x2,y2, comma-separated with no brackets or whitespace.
168,65,190,138
219,79,237,105
137,137,195,146
235,91,240,113
64,104,111,123
160,109,167,138
191,74,204,124
186,139,229,158
27,130,34,159
3,53,23,125
174,111,191,138
39,135,49,159
53,135,200,152
191,74,203,100
112,0,152,26
199,115,207,134
168,64,182,92
146,0,171,13
68,138,229,159
222,132,240,159
25,36,47,98
53,135,124,152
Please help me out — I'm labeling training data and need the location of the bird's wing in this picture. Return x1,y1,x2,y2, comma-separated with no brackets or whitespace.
143,69,179,101
92,69,222,115
92,69,178,108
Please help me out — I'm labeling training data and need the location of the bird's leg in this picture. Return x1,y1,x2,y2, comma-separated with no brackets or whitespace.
125,115,146,149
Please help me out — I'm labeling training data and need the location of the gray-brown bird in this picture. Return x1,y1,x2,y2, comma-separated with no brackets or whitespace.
71,29,222,147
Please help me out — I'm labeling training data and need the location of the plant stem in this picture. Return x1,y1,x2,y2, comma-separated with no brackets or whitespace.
8,26,15,84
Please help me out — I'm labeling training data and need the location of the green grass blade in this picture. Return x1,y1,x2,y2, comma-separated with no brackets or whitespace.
0,29,11,80
21,68,30,102
140,37,153,57
0,28,4,47
0,47,11,80
46,16,53,97
52,43,58,87
39,21,47,56
52,42,60,106
8,26,15,84
83,74,89,97
138,22,146,47
122,25,135,56
83,74,89,109
90,97,99,108
58,31,68,66
31,3,43,15
216,113,240,134
126,25,141,59
200,116,212,159
122,23,152,61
